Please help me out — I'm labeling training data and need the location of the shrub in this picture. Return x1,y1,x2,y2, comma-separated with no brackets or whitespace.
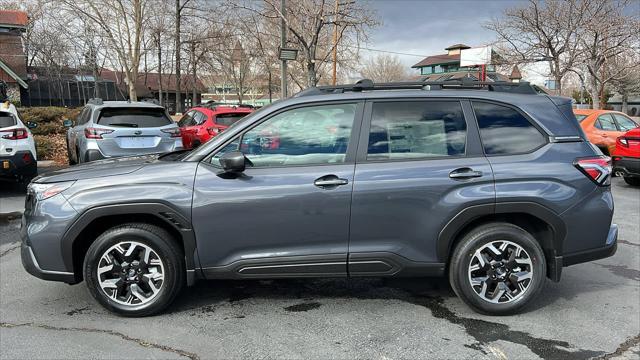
34,134,68,164
19,107,80,136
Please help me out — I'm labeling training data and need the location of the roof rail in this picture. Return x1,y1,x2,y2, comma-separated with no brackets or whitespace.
294,78,539,97
87,98,103,105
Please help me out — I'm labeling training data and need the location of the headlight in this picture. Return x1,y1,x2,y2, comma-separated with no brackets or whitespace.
29,181,75,201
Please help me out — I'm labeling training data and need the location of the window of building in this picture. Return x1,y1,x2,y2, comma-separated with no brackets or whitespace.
473,102,546,155
367,101,467,160
434,65,444,73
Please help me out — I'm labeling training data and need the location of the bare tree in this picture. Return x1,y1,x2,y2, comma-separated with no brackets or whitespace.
360,54,408,82
575,1,639,109
60,0,152,101
486,0,588,94
609,51,640,114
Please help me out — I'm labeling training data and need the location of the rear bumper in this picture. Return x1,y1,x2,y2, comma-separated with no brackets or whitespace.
563,224,618,267
613,156,640,177
0,151,37,181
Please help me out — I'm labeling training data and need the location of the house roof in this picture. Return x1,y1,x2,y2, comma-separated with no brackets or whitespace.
509,65,522,80
100,69,207,97
445,43,471,51
410,71,511,83
0,10,28,30
411,54,460,68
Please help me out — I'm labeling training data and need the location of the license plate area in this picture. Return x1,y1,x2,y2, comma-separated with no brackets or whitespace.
118,137,156,148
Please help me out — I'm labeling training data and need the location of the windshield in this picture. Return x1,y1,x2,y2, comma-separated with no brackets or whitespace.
0,112,16,128
216,112,250,127
98,108,172,128
575,114,587,122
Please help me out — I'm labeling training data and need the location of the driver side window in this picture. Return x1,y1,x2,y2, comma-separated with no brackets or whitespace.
211,103,357,168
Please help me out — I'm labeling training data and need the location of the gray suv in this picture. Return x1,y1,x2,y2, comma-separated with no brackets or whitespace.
65,99,182,163
22,80,617,317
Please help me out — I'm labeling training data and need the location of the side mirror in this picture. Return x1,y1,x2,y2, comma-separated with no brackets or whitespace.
63,119,74,127
26,121,38,129
219,151,247,173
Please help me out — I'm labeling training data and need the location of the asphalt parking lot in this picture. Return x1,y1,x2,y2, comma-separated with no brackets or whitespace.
0,178,638,360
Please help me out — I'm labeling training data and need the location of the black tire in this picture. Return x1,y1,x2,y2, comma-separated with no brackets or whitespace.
623,176,640,186
449,222,546,315
67,139,76,165
83,223,184,317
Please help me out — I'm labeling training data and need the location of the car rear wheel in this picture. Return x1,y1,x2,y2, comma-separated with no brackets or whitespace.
449,222,546,315
83,223,184,317
623,176,640,186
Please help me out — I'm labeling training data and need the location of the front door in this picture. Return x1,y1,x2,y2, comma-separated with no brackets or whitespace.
192,102,363,278
348,100,495,275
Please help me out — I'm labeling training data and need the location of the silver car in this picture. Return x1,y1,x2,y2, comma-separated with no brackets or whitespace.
65,99,183,164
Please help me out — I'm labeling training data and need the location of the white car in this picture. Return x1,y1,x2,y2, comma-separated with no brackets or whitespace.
0,101,38,185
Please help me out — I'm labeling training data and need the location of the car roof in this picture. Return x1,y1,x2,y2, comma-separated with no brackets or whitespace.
573,109,624,116
88,101,165,110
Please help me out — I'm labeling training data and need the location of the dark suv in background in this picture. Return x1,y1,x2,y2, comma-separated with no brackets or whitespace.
21,80,617,317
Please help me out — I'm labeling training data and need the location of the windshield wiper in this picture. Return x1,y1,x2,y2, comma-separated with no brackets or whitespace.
107,122,139,127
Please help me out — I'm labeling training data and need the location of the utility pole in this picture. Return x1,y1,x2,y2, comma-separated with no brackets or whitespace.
332,0,339,85
280,0,287,99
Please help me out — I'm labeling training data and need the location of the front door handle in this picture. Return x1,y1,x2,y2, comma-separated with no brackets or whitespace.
449,167,483,179
314,175,349,188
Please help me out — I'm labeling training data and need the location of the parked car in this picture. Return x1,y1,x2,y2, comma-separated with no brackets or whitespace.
574,109,639,155
65,99,183,164
0,101,37,186
178,104,254,149
22,80,617,317
612,127,640,186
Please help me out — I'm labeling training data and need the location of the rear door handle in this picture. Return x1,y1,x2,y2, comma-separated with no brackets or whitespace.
314,175,349,188
449,168,483,179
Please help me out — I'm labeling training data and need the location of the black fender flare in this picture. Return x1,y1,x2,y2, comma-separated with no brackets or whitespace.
436,202,567,262
61,202,199,285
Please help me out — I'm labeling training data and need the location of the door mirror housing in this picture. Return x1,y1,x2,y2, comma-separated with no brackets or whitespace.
63,119,74,127
26,121,38,129
219,151,247,173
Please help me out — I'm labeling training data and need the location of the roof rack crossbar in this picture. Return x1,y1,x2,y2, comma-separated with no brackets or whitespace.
294,79,540,97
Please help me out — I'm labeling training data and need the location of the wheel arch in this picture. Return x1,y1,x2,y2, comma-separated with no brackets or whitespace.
438,202,566,281
62,203,199,285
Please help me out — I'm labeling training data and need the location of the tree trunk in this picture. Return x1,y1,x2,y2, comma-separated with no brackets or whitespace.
128,80,137,102
622,93,629,114
307,61,317,88
175,0,182,114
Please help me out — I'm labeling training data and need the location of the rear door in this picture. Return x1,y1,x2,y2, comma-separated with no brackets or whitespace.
348,99,495,275
0,111,18,156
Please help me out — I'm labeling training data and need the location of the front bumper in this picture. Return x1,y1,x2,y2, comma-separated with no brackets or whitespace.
0,150,37,181
613,157,640,177
21,241,76,283
563,224,618,267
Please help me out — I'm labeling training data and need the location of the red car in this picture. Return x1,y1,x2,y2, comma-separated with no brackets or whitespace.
178,104,254,149
612,127,640,186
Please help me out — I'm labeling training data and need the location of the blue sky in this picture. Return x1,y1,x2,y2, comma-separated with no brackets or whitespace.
365,0,545,80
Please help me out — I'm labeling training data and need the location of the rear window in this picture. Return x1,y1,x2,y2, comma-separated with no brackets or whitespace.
575,114,587,122
0,112,16,128
216,113,249,127
473,102,547,155
97,108,172,128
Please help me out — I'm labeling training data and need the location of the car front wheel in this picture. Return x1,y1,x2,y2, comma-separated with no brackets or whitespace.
449,222,546,315
83,223,184,317
623,176,640,186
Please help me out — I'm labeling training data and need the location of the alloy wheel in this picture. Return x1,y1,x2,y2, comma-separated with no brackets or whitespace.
468,240,533,304
97,241,165,306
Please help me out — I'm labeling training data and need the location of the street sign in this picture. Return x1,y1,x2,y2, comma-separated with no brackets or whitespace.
279,48,298,61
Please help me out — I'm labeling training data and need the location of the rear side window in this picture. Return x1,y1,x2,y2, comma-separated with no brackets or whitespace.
473,102,546,155
367,101,467,160
216,113,249,127
98,108,172,128
595,115,617,131
0,112,16,128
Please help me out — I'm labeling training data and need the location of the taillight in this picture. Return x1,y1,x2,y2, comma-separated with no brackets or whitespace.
574,156,611,186
84,127,114,139
617,137,628,147
161,128,181,138
206,127,218,136
1,128,28,140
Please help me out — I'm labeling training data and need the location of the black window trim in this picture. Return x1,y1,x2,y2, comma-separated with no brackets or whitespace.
201,100,365,170
356,98,476,164
470,99,550,157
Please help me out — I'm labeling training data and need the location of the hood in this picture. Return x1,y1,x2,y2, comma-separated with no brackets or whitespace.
35,154,159,183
